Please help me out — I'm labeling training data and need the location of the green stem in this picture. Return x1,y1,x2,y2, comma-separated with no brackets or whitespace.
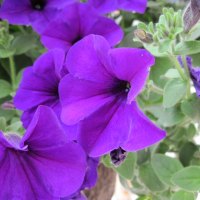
168,54,187,81
149,84,163,95
181,55,191,98
9,56,16,90
18,26,26,34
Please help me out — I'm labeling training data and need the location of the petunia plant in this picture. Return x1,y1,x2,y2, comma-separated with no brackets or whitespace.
0,0,200,199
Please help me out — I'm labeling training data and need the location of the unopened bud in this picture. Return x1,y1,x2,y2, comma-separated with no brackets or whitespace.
183,0,200,32
134,29,153,44
1,101,15,110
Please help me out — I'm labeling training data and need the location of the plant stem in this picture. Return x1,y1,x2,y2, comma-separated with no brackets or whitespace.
9,56,16,90
149,84,163,95
181,55,191,98
168,54,187,81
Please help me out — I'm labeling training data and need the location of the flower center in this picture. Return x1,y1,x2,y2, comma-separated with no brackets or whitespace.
31,0,46,10
72,35,83,45
112,80,130,95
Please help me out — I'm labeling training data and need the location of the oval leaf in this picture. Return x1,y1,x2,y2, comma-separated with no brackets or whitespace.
175,41,200,55
0,79,12,98
163,78,187,108
151,154,183,186
139,163,167,192
172,166,200,191
171,191,195,200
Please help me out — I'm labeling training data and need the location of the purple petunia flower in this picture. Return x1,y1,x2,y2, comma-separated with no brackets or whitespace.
0,0,78,33
88,0,147,14
179,56,200,97
14,49,66,125
0,106,87,199
13,49,79,139
59,34,166,157
41,2,123,52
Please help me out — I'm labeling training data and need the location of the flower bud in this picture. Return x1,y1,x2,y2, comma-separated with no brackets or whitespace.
183,0,200,32
134,29,153,43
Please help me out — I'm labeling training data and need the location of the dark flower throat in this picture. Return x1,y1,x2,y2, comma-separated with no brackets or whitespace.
112,80,130,95
31,0,46,10
110,147,127,166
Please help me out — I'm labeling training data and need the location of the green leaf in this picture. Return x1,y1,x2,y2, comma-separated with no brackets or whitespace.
137,149,150,165
0,48,15,58
139,163,167,192
102,153,137,180
172,166,200,191
151,154,183,186
163,79,187,108
144,44,168,57
171,191,195,200
0,117,6,131
187,124,197,139
101,155,112,168
11,34,36,55
114,153,137,180
147,105,185,127
181,95,200,122
158,39,172,53
0,79,12,98
179,142,198,166
6,121,22,132
164,69,180,79
150,57,172,87
175,41,200,55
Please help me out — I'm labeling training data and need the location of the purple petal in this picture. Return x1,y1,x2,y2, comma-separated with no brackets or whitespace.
79,100,165,157
88,0,147,14
65,34,113,83
21,106,87,197
46,0,79,9
108,48,155,82
41,3,80,50
0,106,87,198
79,4,123,47
21,105,68,147
0,0,31,24
14,67,59,111
118,0,147,13
33,49,66,80
82,157,99,189
41,3,123,51
60,74,114,125
121,102,166,151
0,0,79,32
78,98,130,157
108,48,155,102
14,49,66,111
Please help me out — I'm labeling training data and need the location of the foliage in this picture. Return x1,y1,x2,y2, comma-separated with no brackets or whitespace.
1,0,200,199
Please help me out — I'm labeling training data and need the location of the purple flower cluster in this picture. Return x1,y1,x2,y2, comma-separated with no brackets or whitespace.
0,0,166,199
